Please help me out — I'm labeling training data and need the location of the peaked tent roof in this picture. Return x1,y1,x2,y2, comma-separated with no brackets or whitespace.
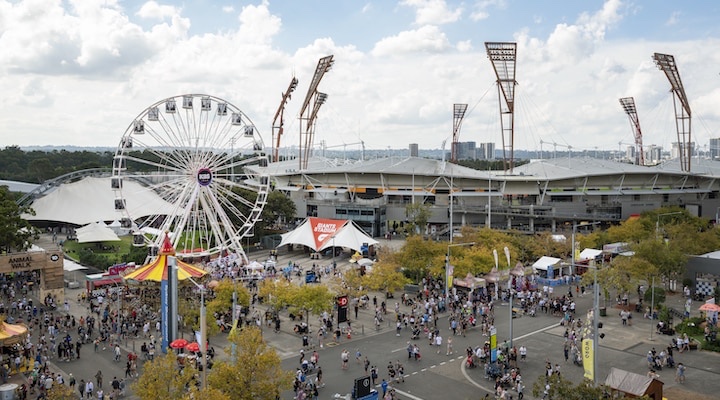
123,234,207,282
279,217,378,253
26,176,176,226
605,367,661,396
76,222,121,243
532,256,562,271
579,248,603,261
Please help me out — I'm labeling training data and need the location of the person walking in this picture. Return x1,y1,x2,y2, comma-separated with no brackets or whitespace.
94,370,102,389
381,379,388,398
341,349,349,370
675,363,686,383
446,337,453,355
84,380,94,399
435,334,442,354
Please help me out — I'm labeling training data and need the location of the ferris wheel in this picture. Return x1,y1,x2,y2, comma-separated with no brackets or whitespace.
111,94,269,262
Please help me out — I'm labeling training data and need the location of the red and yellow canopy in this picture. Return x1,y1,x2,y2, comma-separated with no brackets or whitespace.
0,321,29,346
123,234,208,282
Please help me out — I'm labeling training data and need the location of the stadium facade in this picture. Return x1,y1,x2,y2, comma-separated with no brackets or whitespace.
262,156,720,238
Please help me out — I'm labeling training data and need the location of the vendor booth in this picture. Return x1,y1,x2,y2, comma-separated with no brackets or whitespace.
532,256,569,287
453,273,487,293
605,367,663,399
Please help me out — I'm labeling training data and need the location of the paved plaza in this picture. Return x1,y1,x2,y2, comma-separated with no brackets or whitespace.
11,234,720,399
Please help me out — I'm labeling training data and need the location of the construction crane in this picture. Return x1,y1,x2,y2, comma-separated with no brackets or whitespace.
619,97,645,166
271,76,299,162
485,42,518,174
298,55,334,170
653,53,692,172
450,103,468,163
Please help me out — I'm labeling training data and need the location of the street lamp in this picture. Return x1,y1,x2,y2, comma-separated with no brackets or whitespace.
184,275,207,390
503,247,513,348
446,242,475,296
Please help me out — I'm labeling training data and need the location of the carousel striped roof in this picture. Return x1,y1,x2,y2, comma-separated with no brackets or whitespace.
123,234,207,282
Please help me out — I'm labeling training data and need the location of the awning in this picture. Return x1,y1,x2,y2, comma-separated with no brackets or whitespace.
308,188,348,194
502,181,539,195
382,190,434,196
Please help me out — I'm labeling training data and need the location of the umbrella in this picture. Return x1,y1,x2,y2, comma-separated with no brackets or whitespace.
699,303,720,312
185,342,200,353
510,262,525,277
169,338,188,349
357,258,374,267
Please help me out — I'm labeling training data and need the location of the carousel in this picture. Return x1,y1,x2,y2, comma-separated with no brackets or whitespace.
0,316,30,372
121,234,208,309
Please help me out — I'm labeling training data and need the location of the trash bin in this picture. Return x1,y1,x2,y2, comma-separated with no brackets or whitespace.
599,307,607,317
0,383,17,400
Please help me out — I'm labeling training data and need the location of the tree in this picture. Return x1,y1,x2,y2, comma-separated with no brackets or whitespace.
258,278,295,310
0,186,38,253
531,374,613,400
206,279,250,323
207,326,293,400
391,235,445,282
46,384,77,400
288,284,335,325
404,202,431,236
362,261,410,295
132,351,197,400
262,190,296,229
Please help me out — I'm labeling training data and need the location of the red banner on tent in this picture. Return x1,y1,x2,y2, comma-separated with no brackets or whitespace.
309,218,347,250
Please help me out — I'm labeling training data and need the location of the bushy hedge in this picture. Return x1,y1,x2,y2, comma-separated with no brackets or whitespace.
674,317,704,336
644,287,666,304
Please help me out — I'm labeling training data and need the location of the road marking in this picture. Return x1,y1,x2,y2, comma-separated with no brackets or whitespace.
421,368,427,372
391,347,406,353
392,387,426,400
440,362,446,365
430,365,436,368
460,322,559,394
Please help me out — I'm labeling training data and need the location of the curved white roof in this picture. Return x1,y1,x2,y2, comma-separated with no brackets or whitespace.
26,176,175,226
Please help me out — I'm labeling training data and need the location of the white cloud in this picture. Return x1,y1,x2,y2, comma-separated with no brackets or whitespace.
222,5,235,14
371,25,452,57
401,0,462,25
469,11,488,21
362,3,372,13
136,1,179,20
666,11,680,26
236,0,281,45
456,40,473,52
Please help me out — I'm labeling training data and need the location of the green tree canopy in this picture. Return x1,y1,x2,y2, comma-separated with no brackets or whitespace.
208,326,293,400
0,186,38,253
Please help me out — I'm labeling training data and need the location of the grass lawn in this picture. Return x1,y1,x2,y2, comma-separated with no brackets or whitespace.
62,235,134,262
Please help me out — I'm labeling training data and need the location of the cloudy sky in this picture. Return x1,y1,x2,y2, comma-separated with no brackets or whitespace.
1,0,719,155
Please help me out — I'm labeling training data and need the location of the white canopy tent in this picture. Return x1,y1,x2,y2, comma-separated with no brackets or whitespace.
25,176,176,226
579,248,603,261
532,256,562,271
76,222,121,243
279,217,378,253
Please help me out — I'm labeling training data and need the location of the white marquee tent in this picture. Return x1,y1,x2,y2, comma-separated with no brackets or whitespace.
76,221,121,243
25,176,176,226
279,217,378,253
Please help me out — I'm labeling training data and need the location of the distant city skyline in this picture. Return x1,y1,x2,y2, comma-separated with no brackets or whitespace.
1,1,719,154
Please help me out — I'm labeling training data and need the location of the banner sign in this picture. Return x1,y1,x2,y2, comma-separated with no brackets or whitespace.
161,280,169,353
309,218,347,250
582,338,594,381
490,327,497,362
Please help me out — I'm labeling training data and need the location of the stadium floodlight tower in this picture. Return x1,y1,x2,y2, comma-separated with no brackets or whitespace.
298,55,334,170
450,104,469,163
485,42,518,174
653,53,692,172
271,76,299,162
619,97,646,166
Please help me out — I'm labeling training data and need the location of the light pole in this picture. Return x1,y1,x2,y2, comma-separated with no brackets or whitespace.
593,264,599,386
185,275,207,390
504,247,513,348
446,242,475,296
